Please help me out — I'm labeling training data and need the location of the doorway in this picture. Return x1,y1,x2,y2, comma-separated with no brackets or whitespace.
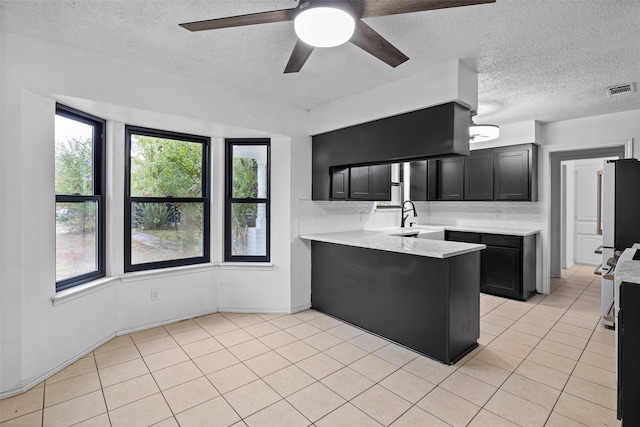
561,157,618,268
550,146,628,277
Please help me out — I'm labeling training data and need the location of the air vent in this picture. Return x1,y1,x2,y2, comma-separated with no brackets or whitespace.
606,83,637,97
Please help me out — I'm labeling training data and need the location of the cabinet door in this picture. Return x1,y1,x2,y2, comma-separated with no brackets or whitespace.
482,246,522,299
409,161,428,201
331,167,349,200
370,164,391,200
465,151,494,200
494,149,529,200
349,165,372,199
438,158,464,200
349,164,391,201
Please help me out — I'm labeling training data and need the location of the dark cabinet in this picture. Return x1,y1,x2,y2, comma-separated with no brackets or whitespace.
437,158,465,200
618,281,640,424
409,161,428,201
465,151,494,200
494,148,532,200
445,230,536,301
350,166,371,200
409,144,538,202
331,164,391,201
409,159,438,201
331,167,349,200
370,164,392,200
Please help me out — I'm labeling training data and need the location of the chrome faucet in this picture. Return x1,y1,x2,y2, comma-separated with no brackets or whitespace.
401,200,417,228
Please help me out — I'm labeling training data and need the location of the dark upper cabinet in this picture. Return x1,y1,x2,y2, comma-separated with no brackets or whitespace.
437,158,465,200
330,167,349,200
465,151,494,200
409,159,438,201
312,102,471,200
408,143,538,202
409,161,428,201
494,148,531,200
370,164,392,200
335,164,391,201
350,166,371,200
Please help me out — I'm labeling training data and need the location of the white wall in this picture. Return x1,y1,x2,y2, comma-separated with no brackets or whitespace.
307,59,478,135
0,31,309,396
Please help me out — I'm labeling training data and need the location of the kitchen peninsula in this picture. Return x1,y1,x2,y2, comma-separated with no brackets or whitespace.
301,229,485,364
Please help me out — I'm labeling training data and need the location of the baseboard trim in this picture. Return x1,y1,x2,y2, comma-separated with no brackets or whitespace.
116,309,220,336
217,306,293,315
0,333,115,399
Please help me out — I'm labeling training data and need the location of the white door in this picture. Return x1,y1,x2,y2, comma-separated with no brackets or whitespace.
574,161,603,265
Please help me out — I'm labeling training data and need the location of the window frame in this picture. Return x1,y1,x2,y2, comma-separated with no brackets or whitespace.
225,139,271,262
55,104,106,291
124,125,211,272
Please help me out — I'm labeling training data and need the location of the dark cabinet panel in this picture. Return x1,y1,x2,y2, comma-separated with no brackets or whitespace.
409,161,428,201
312,102,471,200
330,167,349,200
618,282,640,424
427,159,438,200
350,166,371,200
409,144,538,202
465,151,494,200
370,164,392,200
445,230,481,243
348,164,392,201
446,231,536,301
482,246,522,299
437,158,465,200
494,149,530,200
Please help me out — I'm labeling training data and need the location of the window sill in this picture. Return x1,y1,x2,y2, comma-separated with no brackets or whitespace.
120,263,216,283
51,276,119,306
52,261,275,304
217,262,274,271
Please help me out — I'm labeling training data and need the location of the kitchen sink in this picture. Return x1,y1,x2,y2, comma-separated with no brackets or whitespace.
388,229,444,240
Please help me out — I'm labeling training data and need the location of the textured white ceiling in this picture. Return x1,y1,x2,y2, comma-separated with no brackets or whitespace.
2,0,639,126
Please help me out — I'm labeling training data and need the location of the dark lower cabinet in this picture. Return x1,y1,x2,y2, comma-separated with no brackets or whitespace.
446,230,536,301
311,241,480,364
618,281,640,425
482,246,522,300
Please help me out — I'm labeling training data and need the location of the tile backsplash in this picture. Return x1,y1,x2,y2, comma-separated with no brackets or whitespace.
417,201,545,230
298,201,399,235
298,200,545,235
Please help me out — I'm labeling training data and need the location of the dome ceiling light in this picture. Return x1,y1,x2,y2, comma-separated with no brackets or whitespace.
294,5,356,48
469,123,500,143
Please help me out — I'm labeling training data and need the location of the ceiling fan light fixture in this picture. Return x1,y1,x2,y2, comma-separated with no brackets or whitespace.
469,123,500,143
294,6,355,48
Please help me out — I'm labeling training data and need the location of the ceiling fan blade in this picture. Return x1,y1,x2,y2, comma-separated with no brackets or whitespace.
284,40,315,73
354,0,496,18
179,8,295,32
350,20,409,68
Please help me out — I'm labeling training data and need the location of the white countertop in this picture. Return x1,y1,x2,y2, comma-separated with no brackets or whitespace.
616,244,640,285
300,229,485,259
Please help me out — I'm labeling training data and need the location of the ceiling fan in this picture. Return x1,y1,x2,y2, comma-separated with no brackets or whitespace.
179,0,496,73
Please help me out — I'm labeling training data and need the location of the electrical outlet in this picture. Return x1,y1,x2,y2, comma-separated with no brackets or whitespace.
151,288,159,301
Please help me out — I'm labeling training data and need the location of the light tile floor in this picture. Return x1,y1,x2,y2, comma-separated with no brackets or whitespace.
1,265,620,426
